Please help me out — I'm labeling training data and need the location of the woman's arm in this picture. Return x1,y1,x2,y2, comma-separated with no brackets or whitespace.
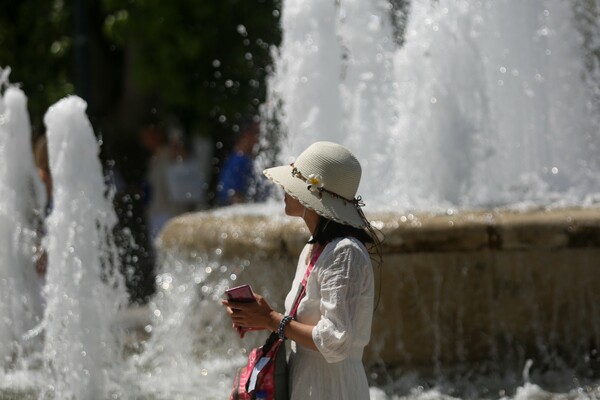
270,312,318,351
222,295,318,351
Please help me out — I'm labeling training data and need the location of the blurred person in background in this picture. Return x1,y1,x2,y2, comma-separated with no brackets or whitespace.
139,123,189,239
33,134,51,278
216,118,260,206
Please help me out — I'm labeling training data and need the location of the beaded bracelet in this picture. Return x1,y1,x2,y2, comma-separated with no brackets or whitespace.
278,315,293,340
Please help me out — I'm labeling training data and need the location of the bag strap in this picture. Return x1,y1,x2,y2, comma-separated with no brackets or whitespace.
262,243,326,350
289,244,325,318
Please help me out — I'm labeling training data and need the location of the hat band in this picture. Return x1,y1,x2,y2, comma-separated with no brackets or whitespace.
290,163,365,208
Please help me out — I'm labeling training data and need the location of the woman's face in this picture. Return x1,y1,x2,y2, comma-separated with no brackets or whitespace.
284,192,304,217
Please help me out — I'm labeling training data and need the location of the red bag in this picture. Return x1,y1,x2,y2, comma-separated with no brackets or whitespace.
230,246,324,400
230,332,287,400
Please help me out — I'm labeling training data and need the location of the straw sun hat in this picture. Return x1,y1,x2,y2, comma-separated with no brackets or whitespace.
263,141,368,229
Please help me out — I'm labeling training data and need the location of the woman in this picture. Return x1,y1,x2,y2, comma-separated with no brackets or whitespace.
223,141,381,399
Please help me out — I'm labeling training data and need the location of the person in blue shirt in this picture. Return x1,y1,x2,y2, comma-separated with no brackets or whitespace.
216,120,260,205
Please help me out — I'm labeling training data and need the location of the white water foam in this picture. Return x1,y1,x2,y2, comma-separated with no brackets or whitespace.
266,0,600,212
40,96,128,398
0,77,46,373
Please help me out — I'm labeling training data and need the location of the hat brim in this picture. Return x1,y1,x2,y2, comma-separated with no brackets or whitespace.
263,165,366,229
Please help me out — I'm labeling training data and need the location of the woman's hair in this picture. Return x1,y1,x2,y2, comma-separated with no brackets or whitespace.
309,216,384,309
308,217,373,247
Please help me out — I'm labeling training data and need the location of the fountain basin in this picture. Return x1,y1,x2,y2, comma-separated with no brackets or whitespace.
158,206,600,370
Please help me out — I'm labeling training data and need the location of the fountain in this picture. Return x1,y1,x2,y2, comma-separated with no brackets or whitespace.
0,75,45,379
40,96,129,398
266,0,600,209
0,85,130,398
1,0,600,399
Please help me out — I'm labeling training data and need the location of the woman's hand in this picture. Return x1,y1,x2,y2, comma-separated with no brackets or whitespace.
222,293,319,351
222,294,281,336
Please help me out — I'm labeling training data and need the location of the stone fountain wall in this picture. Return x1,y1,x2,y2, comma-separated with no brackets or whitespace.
158,207,600,370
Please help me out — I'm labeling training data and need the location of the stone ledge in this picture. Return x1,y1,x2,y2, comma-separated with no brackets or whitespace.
159,206,600,256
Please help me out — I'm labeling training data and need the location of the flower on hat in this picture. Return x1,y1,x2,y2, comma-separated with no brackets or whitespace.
306,173,324,193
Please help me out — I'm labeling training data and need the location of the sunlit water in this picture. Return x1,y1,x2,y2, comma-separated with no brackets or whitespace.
265,0,600,211
0,78,45,376
2,0,600,399
0,93,130,398
39,96,130,398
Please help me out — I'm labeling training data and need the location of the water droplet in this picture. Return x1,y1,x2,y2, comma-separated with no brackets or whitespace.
430,97,437,104
201,368,208,376
551,167,558,174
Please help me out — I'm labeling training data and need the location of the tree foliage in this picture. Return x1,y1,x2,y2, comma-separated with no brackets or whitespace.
0,0,280,136
0,0,74,130
102,0,281,133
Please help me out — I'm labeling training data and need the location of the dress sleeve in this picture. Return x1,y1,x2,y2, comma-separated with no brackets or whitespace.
311,240,371,363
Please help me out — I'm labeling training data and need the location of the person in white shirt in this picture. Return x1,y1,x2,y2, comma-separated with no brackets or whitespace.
223,141,382,399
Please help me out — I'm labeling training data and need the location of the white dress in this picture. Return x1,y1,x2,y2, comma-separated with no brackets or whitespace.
284,237,374,400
